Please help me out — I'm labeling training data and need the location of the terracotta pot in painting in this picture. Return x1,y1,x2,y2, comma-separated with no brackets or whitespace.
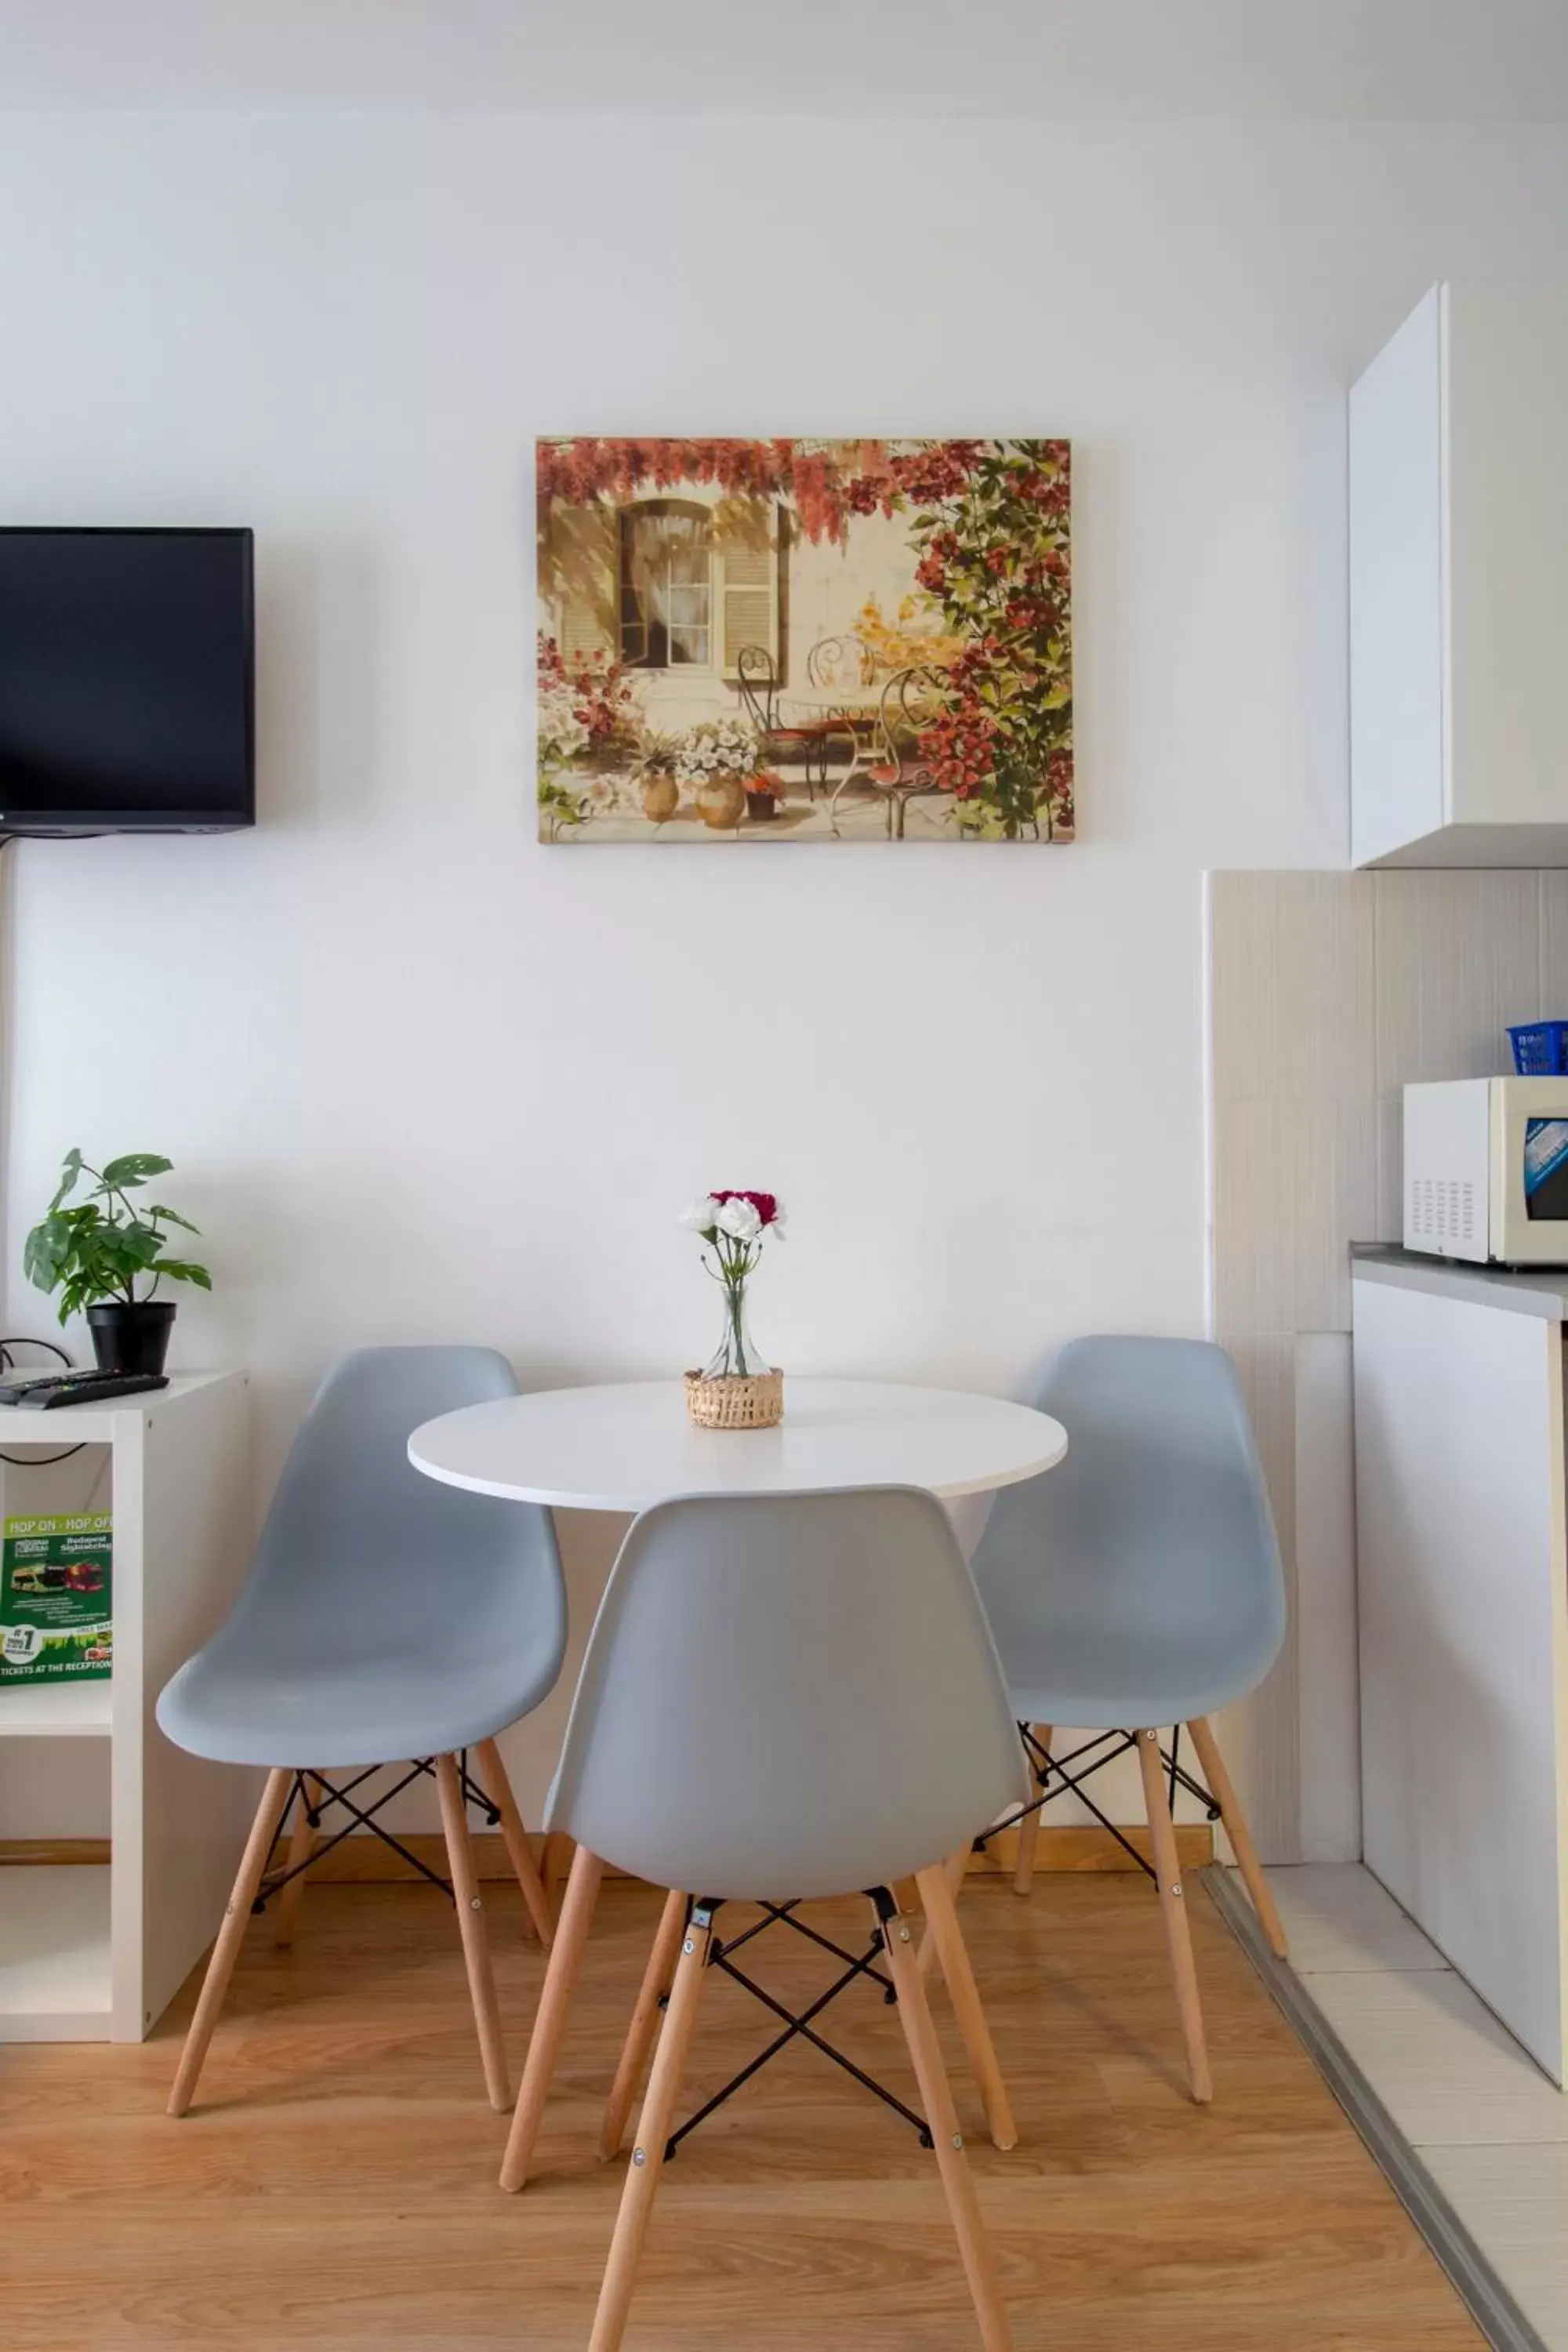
696,775,747,831
641,773,680,822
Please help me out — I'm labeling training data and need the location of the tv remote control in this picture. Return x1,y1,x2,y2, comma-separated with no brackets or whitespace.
0,1370,170,1408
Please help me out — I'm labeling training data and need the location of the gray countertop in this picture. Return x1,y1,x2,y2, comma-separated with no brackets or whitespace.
1351,1244,1568,1320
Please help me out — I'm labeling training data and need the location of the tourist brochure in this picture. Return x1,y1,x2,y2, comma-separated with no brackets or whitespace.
0,1512,112,1684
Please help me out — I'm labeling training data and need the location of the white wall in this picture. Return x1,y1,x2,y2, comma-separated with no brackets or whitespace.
1,114,1566,1821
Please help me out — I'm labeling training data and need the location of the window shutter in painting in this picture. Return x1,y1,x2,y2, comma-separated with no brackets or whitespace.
719,504,781,679
548,503,618,662
561,589,613,662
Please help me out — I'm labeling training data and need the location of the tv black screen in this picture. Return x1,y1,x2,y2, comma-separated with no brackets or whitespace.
0,528,254,834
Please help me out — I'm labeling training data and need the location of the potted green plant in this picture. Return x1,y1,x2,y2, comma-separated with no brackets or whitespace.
24,1150,212,1375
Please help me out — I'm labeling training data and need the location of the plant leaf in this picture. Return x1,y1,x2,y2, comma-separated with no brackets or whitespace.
145,1205,200,1233
116,1224,165,1272
47,1148,84,1215
151,1258,212,1291
23,1214,71,1292
100,1152,172,1192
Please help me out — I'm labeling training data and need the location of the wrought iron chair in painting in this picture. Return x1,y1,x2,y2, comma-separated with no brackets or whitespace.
829,662,948,840
735,644,833,797
803,633,862,693
797,633,883,802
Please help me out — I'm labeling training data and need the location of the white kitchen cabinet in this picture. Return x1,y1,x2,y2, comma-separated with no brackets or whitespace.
1353,1254,1568,2079
1350,282,1568,868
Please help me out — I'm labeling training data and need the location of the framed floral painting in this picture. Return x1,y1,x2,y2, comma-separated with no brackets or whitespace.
535,437,1072,844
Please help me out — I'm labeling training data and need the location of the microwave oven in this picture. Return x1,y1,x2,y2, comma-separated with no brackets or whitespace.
1404,1077,1568,1265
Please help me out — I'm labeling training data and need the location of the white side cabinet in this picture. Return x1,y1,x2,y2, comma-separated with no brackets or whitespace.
1350,281,1568,868
0,1372,253,2042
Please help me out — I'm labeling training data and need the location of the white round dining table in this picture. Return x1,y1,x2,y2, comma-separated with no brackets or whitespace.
408,1377,1067,1514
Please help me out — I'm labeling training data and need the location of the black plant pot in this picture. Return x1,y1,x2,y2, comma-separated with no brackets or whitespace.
87,1301,176,1376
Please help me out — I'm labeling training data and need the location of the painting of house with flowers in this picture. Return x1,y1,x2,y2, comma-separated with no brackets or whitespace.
536,438,1072,843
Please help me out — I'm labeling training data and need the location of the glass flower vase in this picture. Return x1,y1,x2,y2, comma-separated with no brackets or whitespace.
702,1285,770,1380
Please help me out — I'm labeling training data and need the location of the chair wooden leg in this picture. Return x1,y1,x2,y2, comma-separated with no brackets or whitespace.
545,1833,573,1896
587,1914,712,2352
915,1863,1018,2151
500,1842,604,2192
474,1736,555,1946
917,1842,971,1982
274,1773,322,1949
1136,1728,1212,2105
168,1766,293,2118
1186,1714,1288,1960
1013,1726,1051,1896
434,1753,510,2113
880,1896,1015,2352
598,1887,687,2162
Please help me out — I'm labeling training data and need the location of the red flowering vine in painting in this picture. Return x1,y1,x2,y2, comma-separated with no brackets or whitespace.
918,691,998,800
536,437,998,550
538,437,866,543
902,441,1073,837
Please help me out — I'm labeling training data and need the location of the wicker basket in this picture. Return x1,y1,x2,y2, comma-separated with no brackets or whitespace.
684,1367,785,1429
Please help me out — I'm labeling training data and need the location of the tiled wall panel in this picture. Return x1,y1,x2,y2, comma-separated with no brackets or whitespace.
1218,1329,1301,1859
1213,1098,1379,1333
1296,1330,1361,1864
1210,873,1377,1107
1373,872,1543,1235
1537,873,1568,1019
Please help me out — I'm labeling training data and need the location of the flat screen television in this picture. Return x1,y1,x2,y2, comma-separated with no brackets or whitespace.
0,527,254,834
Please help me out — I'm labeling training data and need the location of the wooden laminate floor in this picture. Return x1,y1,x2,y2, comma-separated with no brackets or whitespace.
3,1874,1483,2350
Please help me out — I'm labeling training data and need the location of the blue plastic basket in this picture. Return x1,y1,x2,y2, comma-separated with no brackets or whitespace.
1509,1022,1568,1075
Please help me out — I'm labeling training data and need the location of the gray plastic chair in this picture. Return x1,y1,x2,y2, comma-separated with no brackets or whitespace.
157,1346,567,2118
498,1486,1029,2352
966,1334,1289,2104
